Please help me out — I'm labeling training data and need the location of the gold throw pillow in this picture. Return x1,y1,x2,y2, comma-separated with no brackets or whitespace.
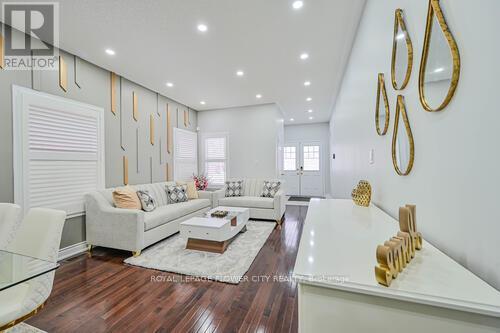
112,186,142,209
176,180,199,199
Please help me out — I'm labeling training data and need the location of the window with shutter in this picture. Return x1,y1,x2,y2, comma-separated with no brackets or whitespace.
173,128,198,181
201,133,228,187
13,86,105,218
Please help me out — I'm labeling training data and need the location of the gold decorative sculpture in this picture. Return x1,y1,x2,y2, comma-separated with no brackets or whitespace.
392,96,414,176
110,72,117,114
391,9,413,90
419,0,460,112
375,205,423,287
351,180,372,207
375,73,390,135
59,56,67,92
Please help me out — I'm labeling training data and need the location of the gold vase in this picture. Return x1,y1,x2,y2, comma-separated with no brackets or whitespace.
351,180,372,207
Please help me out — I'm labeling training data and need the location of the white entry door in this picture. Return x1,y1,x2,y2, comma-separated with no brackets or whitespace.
280,141,323,196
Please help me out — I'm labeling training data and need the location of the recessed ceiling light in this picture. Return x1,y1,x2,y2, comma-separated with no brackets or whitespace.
292,1,304,10
197,24,208,32
256,94,262,99
290,118,295,122
105,48,115,56
166,82,174,87
306,97,312,101
308,109,313,113
304,81,311,86
200,101,206,105
309,116,314,120
236,70,244,76
300,53,309,60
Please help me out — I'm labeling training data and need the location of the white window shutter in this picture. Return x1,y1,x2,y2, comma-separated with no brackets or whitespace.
173,128,198,181
13,86,105,218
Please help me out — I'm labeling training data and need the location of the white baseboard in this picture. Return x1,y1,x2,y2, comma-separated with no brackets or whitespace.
58,241,88,261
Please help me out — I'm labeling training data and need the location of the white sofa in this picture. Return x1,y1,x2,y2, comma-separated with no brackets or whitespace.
85,181,212,255
213,178,286,224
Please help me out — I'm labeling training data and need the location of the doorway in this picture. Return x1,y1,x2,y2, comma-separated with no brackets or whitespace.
280,141,323,197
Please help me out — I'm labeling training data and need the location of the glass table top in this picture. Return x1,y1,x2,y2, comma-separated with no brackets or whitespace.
0,250,59,292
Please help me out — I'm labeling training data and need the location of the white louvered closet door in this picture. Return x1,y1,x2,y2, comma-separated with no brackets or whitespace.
13,86,105,218
173,128,198,181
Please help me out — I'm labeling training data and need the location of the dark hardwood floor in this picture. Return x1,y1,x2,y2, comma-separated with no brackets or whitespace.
27,205,308,333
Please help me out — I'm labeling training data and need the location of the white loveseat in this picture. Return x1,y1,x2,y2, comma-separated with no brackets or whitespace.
85,181,212,255
213,178,286,224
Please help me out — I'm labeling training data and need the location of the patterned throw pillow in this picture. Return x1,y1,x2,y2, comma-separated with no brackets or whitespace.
136,190,157,212
225,180,243,197
261,181,281,198
166,185,188,204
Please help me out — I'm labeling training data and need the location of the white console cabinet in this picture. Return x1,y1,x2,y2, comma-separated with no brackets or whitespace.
293,199,500,332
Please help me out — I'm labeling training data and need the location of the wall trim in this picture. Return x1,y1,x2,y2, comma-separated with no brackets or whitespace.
58,241,88,261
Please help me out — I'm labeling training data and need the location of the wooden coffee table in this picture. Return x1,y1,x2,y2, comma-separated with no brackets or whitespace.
179,206,250,254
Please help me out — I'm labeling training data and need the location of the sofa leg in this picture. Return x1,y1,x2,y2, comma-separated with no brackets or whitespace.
87,244,93,258
133,250,141,257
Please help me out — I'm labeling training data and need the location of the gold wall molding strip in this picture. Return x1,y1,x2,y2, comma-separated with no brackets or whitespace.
157,93,161,116
184,110,188,127
59,55,67,92
167,104,172,154
159,140,163,164
123,156,129,185
133,92,138,121
110,72,117,115
74,55,81,88
0,32,4,69
166,163,171,181
150,114,155,145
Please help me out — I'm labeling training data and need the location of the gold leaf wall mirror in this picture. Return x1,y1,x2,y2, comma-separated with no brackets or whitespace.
391,9,413,90
419,0,460,112
375,73,390,135
392,95,414,176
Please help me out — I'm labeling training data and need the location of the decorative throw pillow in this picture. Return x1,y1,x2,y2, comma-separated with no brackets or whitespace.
166,185,188,204
112,186,142,209
176,181,199,199
225,180,243,197
261,181,281,198
136,190,157,212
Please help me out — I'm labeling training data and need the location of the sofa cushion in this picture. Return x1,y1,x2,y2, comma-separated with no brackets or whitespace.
133,182,172,207
112,187,141,210
218,196,274,209
225,180,243,197
261,181,281,197
144,198,211,231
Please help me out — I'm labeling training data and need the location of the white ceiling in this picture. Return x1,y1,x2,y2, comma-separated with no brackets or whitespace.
34,0,365,124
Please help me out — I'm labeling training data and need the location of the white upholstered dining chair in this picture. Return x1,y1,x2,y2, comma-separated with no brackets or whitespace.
0,208,66,331
0,203,22,250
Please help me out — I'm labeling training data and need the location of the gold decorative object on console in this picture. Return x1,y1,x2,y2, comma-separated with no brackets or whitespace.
110,72,117,114
0,32,4,69
391,9,413,90
133,92,138,121
419,0,460,112
59,56,67,92
123,156,129,185
150,114,155,145
351,180,372,207
375,205,423,287
375,73,390,136
392,95,414,176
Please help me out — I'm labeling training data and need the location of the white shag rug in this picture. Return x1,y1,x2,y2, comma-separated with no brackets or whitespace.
124,220,275,284
6,323,46,333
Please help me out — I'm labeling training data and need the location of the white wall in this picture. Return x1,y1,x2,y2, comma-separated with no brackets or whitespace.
284,123,331,195
330,0,500,290
197,104,283,180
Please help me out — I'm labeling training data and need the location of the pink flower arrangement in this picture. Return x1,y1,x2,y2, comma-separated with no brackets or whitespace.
193,174,208,190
